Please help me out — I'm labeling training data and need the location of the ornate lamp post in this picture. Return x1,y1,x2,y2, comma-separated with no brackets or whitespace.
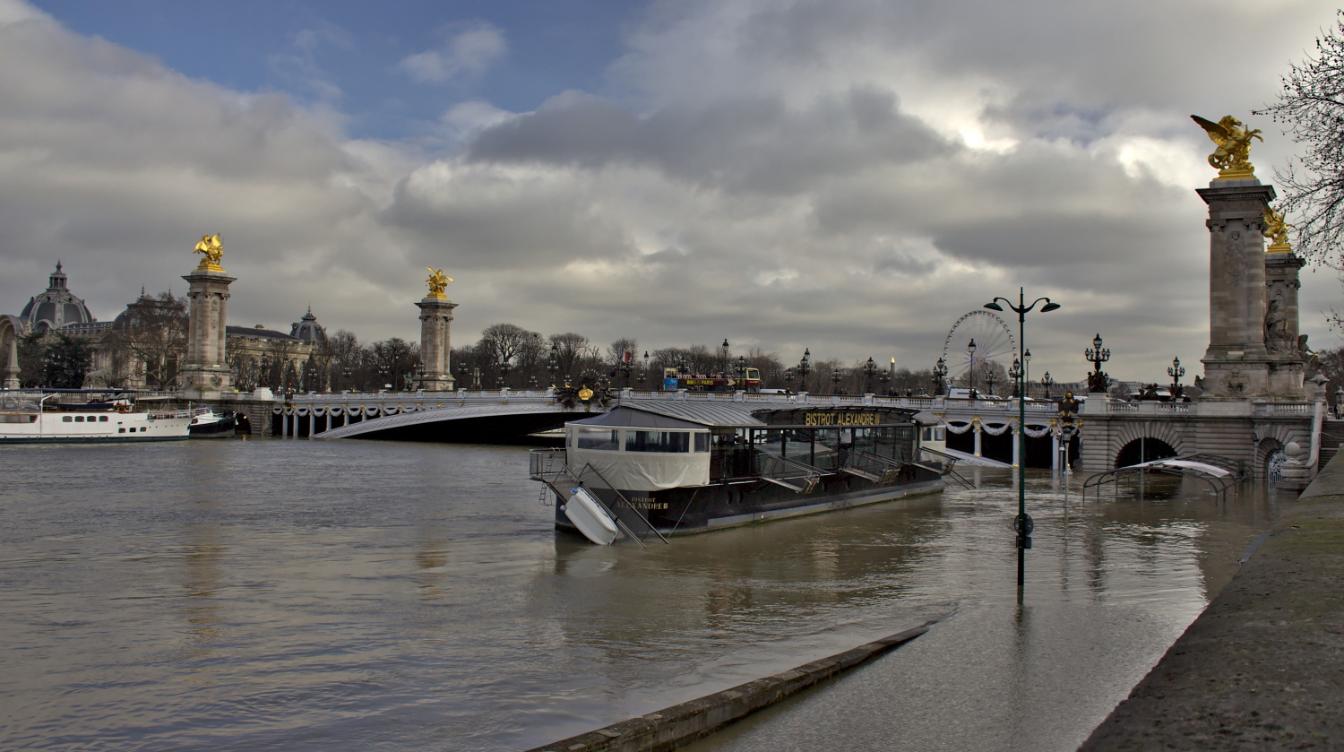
1167,356,1186,400
831,367,843,395
1085,333,1111,392
983,364,998,398
785,367,795,395
798,348,812,392
640,351,650,388
967,338,978,392
984,287,1062,599
721,338,730,378
1023,348,1032,394
547,343,559,388
1041,371,1054,399
933,356,948,395
1008,357,1022,398
736,355,747,389
863,356,877,394
498,357,512,389
880,367,891,396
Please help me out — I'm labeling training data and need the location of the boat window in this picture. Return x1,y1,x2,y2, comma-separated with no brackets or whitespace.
625,430,690,453
575,428,620,450
99,416,108,422
694,433,709,452
63,416,73,422
75,416,85,422
118,428,125,433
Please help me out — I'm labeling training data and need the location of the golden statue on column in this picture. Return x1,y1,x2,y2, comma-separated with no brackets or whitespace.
426,267,453,299
1263,206,1293,253
1191,114,1263,181
193,233,224,272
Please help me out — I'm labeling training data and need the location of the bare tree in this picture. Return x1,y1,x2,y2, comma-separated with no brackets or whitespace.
1256,11,1344,273
105,291,187,390
548,332,598,379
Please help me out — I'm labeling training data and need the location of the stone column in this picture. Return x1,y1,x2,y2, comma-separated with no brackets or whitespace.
180,268,236,396
417,295,458,391
1012,424,1020,468
1051,432,1060,472
2,326,19,389
972,418,982,457
1197,179,1276,398
1265,249,1306,399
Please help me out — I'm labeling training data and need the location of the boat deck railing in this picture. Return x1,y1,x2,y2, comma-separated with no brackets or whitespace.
914,446,973,488
752,451,823,493
528,449,669,545
847,450,908,485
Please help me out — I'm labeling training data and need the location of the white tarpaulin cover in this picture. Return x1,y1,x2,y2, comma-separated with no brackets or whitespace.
567,446,711,491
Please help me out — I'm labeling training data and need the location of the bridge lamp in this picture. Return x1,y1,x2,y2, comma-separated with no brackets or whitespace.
933,356,948,395
1167,356,1186,399
967,338,977,392
798,348,812,392
1041,371,1054,399
1008,357,1022,398
984,288,1061,599
864,356,877,394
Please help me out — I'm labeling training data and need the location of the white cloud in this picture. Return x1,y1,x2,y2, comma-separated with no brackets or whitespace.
398,23,506,84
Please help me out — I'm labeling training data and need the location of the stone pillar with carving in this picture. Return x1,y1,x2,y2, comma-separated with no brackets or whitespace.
1264,218,1306,399
2,320,20,390
417,267,457,391
1197,179,1276,398
179,234,235,396
1192,114,1275,399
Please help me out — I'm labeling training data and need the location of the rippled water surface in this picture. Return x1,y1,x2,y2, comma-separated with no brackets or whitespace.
0,440,1279,751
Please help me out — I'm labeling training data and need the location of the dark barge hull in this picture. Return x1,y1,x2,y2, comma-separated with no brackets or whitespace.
553,468,944,537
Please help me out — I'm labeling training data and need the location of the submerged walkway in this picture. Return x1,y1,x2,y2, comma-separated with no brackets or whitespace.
1082,455,1344,750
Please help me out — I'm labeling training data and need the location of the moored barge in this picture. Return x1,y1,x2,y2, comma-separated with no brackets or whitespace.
529,400,945,543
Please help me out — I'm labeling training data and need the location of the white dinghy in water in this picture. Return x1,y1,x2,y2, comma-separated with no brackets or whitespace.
563,486,619,545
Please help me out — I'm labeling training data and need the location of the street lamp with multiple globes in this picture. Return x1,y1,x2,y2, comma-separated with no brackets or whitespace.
932,356,948,395
983,364,998,398
1041,371,1054,399
1168,356,1186,400
967,338,978,393
797,348,812,392
831,367,843,395
1085,333,1111,392
984,287,1062,598
863,356,877,394
1008,357,1022,398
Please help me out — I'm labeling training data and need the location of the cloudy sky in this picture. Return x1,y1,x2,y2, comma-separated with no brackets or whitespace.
1,0,1337,384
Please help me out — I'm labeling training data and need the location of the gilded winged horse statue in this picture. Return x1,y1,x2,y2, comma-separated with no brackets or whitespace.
1191,114,1262,180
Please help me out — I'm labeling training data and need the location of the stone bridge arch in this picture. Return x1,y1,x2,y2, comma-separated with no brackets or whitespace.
1110,420,1187,467
0,315,23,389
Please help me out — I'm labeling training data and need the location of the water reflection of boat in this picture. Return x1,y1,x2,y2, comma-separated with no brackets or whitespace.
530,401,945,544
0,391,190,443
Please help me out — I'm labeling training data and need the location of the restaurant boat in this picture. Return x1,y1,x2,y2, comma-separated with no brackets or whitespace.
0,392,191,443
529,400,945,544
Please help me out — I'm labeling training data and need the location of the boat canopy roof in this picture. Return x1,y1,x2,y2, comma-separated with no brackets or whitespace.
568,401,917,431
567,405,713,430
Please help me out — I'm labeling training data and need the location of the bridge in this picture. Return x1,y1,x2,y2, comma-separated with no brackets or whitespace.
279,388,1069,470
274,387,1330,483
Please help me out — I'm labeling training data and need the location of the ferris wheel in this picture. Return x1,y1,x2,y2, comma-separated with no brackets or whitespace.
940,310,1017,392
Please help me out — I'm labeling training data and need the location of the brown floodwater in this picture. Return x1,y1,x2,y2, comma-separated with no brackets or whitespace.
0,440,1280,751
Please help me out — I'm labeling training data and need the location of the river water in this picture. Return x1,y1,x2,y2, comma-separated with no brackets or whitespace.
0,440,1280,751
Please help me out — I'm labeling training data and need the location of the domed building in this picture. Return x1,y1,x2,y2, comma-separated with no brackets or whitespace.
20,262,95,334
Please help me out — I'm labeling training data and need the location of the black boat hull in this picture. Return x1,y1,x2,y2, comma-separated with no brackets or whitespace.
553,465,943,537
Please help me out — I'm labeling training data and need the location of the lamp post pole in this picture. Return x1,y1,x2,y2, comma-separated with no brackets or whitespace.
798,348,811,393
864,356,877,395
967,339,977,394
984,287,1061,599
1167,356,1185,401
1041,371,1054,399
933,356,948,396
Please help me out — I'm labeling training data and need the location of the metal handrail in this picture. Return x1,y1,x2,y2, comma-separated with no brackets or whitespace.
572,462,670,545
